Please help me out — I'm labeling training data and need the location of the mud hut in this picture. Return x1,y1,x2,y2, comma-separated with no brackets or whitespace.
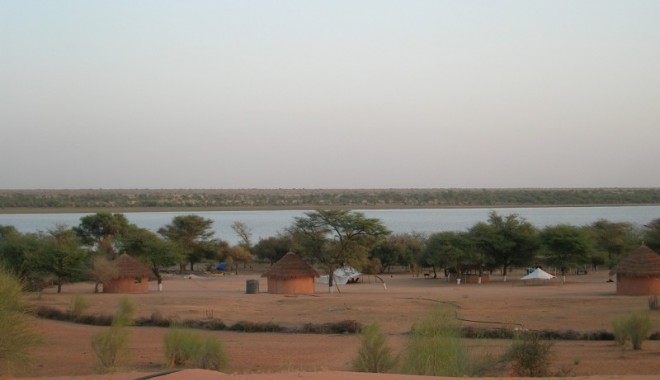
261,252,320,294
614,244,660,296
104,254,152,293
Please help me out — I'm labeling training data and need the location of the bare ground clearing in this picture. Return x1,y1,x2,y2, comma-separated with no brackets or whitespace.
19,268,660,379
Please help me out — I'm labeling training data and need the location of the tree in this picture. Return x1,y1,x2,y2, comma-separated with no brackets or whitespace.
419,231,475,281
289,210,390,291
118,225,182,290
589,219,639,268
252,234,293,265
231,221,253,250
36,226,88,293
370,234,422,273
540,224,592,283
470,212,539,281
643,218,660,252
0,227,43,284
231,221,254,269
220,245,254,274
74,213,130,259
158,215,217,272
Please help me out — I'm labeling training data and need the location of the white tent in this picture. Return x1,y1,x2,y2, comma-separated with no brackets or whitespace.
317,266,361,285
520,268,555,281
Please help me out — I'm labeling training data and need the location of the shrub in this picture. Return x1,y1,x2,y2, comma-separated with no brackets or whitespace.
627,312,654,350
351,323,397,373
113,297,136,327
612,311,654,350
164,325,229,371
504,332,554,377
91,327,130,373
401,306,469,377
611,317,629,347
0,270,41,375
68,295,90,320
90,298,136,373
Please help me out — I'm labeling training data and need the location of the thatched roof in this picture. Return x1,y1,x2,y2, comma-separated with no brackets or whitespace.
114,254,152,278
261,252,320,279
615,245,660,277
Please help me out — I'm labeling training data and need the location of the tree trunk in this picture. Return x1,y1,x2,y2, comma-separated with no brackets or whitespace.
57,279,62,293
154,268,163,291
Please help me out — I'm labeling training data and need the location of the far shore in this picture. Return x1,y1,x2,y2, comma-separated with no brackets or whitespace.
2,203,659,215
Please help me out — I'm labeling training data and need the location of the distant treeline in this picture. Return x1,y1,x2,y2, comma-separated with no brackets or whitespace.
1,188,659,211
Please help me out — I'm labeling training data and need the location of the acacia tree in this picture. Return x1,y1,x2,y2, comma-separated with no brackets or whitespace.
419,231,476,281
643,218,660,252
252,234,293,265
36,226,88,293
0,227,43,283
231,221,254,269
220,245,254,274
470,212,539,281
158,215,217,272
370,233,422,273
74,213,129,259
118,225,181,291
589,219,639,268
540,224,592,283
289,210,390,291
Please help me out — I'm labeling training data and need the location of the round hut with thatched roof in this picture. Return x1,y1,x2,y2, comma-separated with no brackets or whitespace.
614,244,660,296
261,252,320,294
104,254,152,293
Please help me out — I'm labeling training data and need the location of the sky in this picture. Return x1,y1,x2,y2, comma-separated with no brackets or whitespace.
1,1,659,189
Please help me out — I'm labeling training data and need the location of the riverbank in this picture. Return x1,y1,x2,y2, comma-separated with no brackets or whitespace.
2,188,659,213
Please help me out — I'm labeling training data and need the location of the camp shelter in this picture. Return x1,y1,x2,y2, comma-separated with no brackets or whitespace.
104,254,152,293
521,268,555,281
262,252,320,294
614,244,660,296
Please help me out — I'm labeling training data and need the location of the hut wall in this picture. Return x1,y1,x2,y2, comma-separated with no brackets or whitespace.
266,277,315,294
104,276,149,293
616,274,660,296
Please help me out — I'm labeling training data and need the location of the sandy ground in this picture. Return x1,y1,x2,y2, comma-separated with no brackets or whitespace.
13,268,660,379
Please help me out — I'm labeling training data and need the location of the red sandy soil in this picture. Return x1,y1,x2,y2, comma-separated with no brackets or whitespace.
12,268,660,379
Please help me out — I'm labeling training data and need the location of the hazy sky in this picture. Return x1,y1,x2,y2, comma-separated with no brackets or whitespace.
2,1,659,189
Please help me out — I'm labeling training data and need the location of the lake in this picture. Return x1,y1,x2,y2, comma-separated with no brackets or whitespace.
1,206,658,245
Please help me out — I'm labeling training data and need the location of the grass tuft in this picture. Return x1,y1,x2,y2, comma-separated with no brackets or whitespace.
351,323,397,373
163,325,229,371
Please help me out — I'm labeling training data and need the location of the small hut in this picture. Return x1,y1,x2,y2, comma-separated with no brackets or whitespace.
614,245,660,296
261,252,320,294
104,254,152,293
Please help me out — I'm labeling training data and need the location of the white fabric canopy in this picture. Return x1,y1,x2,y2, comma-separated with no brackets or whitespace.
520,268,555,280
317,266,361,285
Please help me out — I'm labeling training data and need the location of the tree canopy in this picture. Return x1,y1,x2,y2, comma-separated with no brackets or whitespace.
289,210,390,288
469,212,539,281
158,215,218,271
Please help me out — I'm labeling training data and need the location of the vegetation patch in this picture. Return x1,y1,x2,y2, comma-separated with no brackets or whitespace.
163,325,229,371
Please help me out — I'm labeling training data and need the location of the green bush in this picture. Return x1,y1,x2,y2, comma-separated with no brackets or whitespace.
68,295,90,319
91,327,130,373
0,270,41,375
504,332,554,377
351,323,397,373
164,325,229,371
401,306,470,377
612,311,654,350
627,312,654,350
90,298,136,373
611,317,630,347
